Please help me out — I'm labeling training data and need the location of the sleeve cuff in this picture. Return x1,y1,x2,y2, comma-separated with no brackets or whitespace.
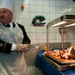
11,44,16,51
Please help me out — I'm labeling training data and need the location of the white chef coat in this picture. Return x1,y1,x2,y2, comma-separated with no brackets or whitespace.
0,22,27,75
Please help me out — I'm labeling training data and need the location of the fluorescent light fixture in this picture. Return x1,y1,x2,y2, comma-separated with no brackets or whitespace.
51,21,67,27
65,23,75,27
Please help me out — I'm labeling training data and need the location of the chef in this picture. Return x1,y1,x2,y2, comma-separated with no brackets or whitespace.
0,0,31,75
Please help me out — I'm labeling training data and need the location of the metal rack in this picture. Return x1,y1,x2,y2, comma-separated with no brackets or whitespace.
46,15,75,51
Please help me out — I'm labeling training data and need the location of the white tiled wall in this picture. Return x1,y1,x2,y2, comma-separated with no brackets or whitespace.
13,0,75,46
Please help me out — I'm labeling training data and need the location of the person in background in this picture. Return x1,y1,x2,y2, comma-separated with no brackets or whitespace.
0,0,31,75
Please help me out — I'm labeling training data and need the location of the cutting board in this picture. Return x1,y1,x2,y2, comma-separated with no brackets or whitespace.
46,53,75,64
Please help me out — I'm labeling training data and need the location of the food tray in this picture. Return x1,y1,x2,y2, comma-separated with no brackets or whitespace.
45,53,75,64
42,54,73,71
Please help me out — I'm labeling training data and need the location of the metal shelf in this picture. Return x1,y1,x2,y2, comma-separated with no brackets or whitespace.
46,15,75,51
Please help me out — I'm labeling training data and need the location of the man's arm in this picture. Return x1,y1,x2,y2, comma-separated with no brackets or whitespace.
0,40,12,54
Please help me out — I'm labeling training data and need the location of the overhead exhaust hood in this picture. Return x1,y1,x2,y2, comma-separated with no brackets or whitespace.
46,15,75,51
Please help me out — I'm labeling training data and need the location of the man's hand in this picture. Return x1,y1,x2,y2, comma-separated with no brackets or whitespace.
16,44,29,52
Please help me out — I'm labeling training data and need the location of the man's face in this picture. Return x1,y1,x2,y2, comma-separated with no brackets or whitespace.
0,8,13,24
